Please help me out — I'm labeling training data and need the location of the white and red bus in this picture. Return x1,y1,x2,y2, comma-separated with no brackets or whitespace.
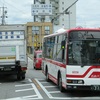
42,27,100,92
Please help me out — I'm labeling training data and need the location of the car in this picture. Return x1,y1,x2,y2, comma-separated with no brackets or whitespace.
34,50,42,70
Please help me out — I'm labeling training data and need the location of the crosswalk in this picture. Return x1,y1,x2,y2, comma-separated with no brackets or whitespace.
6,78,43,100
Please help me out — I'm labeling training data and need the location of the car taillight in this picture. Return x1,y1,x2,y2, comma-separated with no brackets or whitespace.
21,67,27,70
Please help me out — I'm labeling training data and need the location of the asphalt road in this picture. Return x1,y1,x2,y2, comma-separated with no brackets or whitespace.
0,57,100,100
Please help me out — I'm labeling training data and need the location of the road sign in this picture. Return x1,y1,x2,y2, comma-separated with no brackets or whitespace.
31,4,52,16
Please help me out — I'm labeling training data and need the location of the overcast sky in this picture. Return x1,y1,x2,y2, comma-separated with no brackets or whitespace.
0,0,100,28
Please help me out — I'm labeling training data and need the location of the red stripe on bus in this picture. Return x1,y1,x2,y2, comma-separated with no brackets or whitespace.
43,58,66,68
66,66,100,78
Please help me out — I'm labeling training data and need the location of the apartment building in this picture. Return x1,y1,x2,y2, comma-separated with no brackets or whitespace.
33,0,76,31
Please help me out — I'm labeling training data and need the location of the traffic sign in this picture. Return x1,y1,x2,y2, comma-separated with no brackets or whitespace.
31,4,52,16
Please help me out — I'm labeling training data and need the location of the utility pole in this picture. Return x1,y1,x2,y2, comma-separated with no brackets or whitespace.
0,6,8,25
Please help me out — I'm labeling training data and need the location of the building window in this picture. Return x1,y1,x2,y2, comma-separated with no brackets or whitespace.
11,31,13,34
5,36,8,39
0,36,2,39
32,26,40,35
62,7,64,10
45,26,50,35
62,2,64,4
11,36,14,38
17,35,20,38
5,32,8,35
0,32,2,35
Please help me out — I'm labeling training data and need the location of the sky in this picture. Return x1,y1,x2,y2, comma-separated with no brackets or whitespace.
0,0,100,28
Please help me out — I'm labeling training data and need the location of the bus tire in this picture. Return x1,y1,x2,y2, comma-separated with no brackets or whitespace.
45,67,50,82
58,73,65,92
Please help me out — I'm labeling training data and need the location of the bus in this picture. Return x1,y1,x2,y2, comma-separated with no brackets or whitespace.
42,28,100,92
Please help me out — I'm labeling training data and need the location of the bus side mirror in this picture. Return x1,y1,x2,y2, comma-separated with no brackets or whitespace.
61,40,65,49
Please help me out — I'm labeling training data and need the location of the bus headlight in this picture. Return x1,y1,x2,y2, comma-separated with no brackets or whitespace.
67,79,84,84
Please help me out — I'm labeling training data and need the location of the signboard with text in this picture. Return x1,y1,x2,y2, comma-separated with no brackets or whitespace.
31,4,52,16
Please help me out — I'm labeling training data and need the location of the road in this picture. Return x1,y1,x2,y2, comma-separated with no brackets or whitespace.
0,57,100,100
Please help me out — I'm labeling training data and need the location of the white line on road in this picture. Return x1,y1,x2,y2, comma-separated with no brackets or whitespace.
45,86,57,88
35,78,75,99
15,83,32,87
13,82,43,99
35,78,53,98
31,83,43,99
28,78,32,82
15,88,34,92
6,95,42,100
49,91,60,93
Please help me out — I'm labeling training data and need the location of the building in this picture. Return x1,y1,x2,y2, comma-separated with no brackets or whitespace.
33,0,76,32
26,22,53,54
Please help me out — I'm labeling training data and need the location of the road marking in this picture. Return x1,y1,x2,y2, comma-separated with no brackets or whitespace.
32,79,41,90
35,79,53,98
31,83,43,99
49,91,60,93
15,88,34,92
14,82,43,99
35,79,75,99
6,95,43,100
28,78,32,82
15,83,32,87
45,86,57,88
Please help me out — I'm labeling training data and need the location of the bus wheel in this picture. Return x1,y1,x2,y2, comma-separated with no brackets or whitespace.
45,68,50,82
58,74,64,92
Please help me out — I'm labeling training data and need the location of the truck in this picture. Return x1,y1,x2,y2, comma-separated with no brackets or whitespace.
0,24,27,80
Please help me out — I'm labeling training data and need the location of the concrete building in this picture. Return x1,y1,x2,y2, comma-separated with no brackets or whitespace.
26,22,52,54
33,0,76,32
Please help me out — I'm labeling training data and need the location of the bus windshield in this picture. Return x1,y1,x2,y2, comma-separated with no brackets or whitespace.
68,31,100,65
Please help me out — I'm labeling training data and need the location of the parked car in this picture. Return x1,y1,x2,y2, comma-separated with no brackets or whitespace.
34,50,42,70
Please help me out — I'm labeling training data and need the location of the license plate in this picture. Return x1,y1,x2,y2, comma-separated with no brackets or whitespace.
91,85,100,90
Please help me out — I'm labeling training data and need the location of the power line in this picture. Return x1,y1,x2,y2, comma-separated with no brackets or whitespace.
0,1,27,14
0,0,32,23
51,0,79,23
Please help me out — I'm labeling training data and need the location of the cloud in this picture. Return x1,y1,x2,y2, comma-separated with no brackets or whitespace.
0,0,100,28
0,0,33,24
76,0,100,28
